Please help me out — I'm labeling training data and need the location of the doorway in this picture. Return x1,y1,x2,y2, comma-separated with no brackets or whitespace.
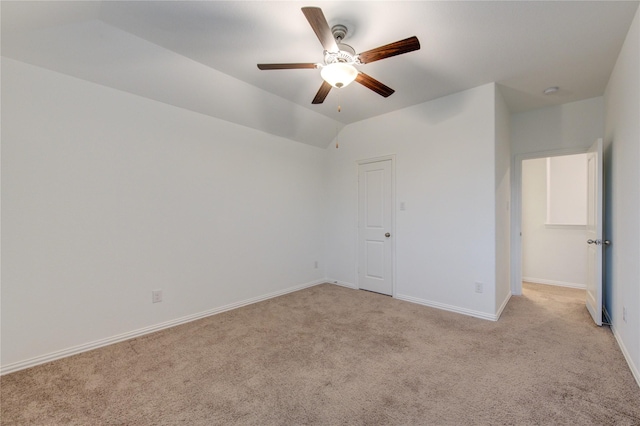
512,148,589,296
512,140,604,326
521,154,589,290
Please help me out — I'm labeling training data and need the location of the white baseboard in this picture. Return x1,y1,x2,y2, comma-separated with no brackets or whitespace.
603,306,613,325
610,323,640,389
395,294,499,321
328,279,358,289
328,282,502,321
495,291,512,320
523,277,586,289
0,279,326,376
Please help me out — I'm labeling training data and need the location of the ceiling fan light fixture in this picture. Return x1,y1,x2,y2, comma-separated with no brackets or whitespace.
321,63,358,88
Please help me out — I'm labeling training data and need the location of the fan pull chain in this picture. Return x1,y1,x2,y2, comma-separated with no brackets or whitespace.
336,92,342,148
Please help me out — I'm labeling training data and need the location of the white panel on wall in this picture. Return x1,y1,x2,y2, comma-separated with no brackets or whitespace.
546,154,587,225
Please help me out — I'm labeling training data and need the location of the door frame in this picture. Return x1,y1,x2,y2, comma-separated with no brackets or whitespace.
510,147,589,295
356,155,396,297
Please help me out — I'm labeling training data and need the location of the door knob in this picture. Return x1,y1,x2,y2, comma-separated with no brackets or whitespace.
587,239,602,245
385,233,391,238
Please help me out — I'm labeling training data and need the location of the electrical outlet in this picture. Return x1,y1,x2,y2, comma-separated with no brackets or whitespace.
623,306,627,323
152,290,163,303
475,282,483,293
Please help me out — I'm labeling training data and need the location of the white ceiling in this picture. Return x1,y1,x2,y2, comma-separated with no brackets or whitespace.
2,1,638,148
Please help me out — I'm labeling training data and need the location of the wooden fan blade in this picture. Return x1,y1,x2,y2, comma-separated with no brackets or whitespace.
355,72,395,97
312,81,332,104
358,36,420,64
301,7,339,53
257,63,317,70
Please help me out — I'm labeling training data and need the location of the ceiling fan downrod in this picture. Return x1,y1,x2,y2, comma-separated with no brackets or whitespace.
331,24,348,43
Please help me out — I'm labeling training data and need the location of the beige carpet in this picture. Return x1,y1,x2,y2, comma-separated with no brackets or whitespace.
2,282,639,425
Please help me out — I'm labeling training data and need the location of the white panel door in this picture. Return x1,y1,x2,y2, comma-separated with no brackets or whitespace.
358,159,393,295
586,139,604,326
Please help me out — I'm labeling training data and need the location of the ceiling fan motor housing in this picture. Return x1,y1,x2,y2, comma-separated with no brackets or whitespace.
324,48,357,65
327,24,358,64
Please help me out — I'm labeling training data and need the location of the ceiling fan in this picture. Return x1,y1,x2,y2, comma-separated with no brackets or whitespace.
257,7,420,104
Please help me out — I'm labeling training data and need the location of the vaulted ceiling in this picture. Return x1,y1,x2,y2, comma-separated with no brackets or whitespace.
2,1,638,148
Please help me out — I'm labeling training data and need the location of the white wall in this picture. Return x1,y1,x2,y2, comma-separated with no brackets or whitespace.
325,83,499,319
494,86,511,315
603,6,640,385
521,158,588,288
1,59,327,371
511,97,605,157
